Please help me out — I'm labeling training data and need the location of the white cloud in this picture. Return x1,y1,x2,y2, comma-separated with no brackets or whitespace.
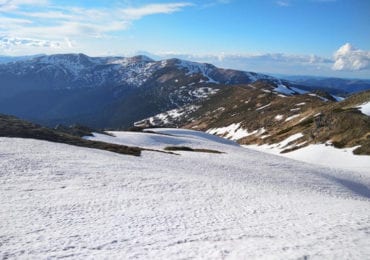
0,1,192,51
332,43,370,71
64,37,73,48
0,16,32,26
0,36,61,49
154,51,332,75
120,3,193,20
0,0,47,11
149,51,369,78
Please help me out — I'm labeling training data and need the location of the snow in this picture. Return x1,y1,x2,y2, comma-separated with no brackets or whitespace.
272,83,307,96
1,130,370,259
299,115,309,122
274,114,284,121
358,101,370,116
3,52,369,260
256,103,271,110
285,114,300,122
244,72,275,82
332,95,345,102
15,54,168,88
273,84,295,95
189,87,218,99
277,133,304,148
290,86,308,94
246,142,370,175
176,60,219,84
134,105,201,127
207,123,253,141
309,93,329,102
87,129,238,149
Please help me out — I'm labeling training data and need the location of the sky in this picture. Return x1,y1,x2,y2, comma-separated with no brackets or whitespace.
0,0,369,78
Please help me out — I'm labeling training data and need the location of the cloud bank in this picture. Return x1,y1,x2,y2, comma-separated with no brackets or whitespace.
153,51,334,76
332,43,370,71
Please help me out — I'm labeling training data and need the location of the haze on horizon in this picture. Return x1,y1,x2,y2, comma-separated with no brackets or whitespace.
0,0,369,79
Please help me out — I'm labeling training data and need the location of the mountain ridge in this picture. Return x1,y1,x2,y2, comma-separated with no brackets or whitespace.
136,82,370,155
0,53,303,128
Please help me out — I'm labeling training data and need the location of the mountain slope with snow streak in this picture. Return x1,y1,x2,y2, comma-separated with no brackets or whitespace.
1,129,369,259
0,54,276,128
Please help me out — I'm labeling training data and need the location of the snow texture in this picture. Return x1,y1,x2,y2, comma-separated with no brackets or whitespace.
247,142,370,175
332,95,345,102
285,114,300,122
8,54,166,88
290,86,308,94
207,123,253,141
1,129,370,259
274,114,284,121
309,93,329,102
176,60,219,84
358,101,370,116
256,103,271,111
135,105,200,127
273,84,295,95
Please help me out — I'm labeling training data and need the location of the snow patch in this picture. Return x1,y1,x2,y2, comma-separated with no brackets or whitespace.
207,123,252,141
135,105,200,127
176,60,219,84
246,142,370,174
275,114,284,121
290,87,308,94
309,93,329,102
358,101,370,116
332,95,345,102
285,114,300,122
274,84,295,95
277,133,304,148
256,103,271,111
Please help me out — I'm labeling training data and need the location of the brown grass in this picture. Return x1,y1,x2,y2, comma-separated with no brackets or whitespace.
0,114,142,156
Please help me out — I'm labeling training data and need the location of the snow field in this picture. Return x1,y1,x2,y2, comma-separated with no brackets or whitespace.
1,129,370,259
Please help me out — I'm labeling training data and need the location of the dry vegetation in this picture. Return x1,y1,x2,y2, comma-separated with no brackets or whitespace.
0,114,142,156
182,82,370,155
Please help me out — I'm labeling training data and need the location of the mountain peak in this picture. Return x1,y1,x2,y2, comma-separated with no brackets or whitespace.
129,55,154,63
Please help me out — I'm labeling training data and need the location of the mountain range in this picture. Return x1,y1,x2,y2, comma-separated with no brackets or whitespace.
281,75,370,95
1,53,369,155
0,53,307,128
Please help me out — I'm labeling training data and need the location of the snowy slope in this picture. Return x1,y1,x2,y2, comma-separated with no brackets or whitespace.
246,142,370,175
358,101,370,116
1,130,370,259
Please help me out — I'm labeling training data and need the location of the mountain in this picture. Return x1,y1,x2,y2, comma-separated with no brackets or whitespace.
136,81,370,155
281,75,370,96
1,54,369,258
0,53,287,128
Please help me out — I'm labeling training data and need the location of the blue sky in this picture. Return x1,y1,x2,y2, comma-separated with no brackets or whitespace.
0,0,369,78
